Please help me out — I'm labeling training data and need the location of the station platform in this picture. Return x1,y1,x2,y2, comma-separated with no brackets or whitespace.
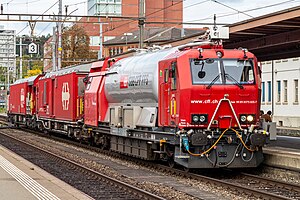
263,146,300,172
0,145,92,200
263,136,300,172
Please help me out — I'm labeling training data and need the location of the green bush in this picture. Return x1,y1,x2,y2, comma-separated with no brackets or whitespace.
0,107,6,113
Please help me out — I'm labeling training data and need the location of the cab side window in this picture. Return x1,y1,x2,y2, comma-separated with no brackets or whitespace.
85,77,93,90
43,81,48,105
78,77,85,96
170,62,177,90
164,69,169,83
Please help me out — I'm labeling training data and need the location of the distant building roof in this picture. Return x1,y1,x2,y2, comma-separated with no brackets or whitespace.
103,27,204,46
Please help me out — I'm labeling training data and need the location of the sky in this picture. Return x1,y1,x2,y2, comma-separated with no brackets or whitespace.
2,0,300,36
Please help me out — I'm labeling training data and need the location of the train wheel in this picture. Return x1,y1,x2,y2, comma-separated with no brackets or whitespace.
168,158,175,168
99,144,105,150
183,166,190,173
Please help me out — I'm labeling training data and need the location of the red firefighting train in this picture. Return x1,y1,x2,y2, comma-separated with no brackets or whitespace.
8,30,269,169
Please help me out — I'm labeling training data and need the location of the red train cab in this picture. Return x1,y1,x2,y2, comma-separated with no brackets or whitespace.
158,47,261,130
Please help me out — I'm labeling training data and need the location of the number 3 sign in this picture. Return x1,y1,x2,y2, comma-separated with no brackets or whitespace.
28,43,38,54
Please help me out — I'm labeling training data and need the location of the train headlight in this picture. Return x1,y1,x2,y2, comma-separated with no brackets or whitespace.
216,51,223,58
199,115,206,122
240,114,255,123
192,115,199,122
240,115,247,122
247,115,254,122
191,114,208,124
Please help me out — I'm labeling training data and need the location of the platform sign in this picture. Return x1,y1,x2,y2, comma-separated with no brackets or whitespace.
28,42,38,54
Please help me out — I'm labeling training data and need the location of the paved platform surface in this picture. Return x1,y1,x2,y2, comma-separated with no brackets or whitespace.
268,135,300,149
264,136,300,171
0,145,93,200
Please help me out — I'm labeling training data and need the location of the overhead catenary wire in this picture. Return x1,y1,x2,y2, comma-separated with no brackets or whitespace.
3,0,299,36
0,0,61,81
108,0,218,41
4,0,300,54
1,0,297,46
100,0,186,35
211,0,253,18
146,0,209,21
8,0,41,5
185,0,300,23
0,1,58,50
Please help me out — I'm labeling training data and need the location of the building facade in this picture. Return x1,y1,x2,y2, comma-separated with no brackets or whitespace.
0,26,16,87
44,0,183,71
261,58,300,127
84,0,183,51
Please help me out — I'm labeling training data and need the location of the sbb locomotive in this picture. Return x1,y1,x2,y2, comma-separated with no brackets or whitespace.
8,30,268,169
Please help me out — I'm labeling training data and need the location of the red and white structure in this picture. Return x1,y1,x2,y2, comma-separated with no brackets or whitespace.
9,28,269,169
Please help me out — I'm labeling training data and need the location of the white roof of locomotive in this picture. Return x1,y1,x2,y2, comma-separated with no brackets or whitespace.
40,63,92,80
12,75,39,85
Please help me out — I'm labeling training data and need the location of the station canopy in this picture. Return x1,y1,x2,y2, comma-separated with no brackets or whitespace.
224,6,300,61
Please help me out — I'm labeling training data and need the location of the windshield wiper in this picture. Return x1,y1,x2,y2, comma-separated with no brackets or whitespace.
225,74,244,89
206,74,220,89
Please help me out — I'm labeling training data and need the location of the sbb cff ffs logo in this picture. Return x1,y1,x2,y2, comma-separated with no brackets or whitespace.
62,83,70,110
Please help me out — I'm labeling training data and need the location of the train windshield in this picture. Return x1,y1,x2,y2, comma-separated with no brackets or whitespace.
190,58,255,86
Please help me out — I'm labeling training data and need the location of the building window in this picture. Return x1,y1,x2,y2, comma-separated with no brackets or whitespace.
276,80,281,102
96,0,122,16
295,79,299,103
90,36,100,46
283,80,288,103
261,82,265,102
267,81,271,102
117,47,122,54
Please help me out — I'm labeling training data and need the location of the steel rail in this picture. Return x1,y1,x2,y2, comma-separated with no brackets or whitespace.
0,131,165,200
0,116,298,199
240,172,300,193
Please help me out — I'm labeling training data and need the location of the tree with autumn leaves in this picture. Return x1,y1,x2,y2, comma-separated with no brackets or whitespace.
62,25,97,68
13,25,97,79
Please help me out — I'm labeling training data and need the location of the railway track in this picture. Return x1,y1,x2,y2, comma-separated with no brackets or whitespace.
0,130,165,200
187,169,300,200
156,165,300,200
0,115,300,199
238,172,300,199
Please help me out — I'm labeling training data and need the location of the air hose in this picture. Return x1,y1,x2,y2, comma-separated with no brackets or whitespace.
186,128,254,156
